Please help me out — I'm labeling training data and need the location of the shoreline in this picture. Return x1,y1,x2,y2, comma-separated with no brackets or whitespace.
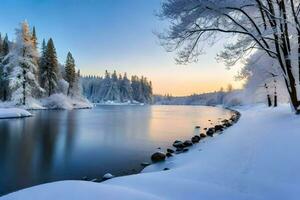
80,106,241,183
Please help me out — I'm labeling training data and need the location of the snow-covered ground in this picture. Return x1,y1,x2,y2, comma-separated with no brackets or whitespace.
0,94,93,110
95,100,144,106
2,104,300,199
0,108,32,119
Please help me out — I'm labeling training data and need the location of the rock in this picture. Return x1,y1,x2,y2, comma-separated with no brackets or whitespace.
206,128,215,136
203,128,207,130
141,162,151,167
167,148,175,153
166,152,173,157
91,178,99,182
103,173,114,180
173,140,184,148
183,140,193,147
151,152,166,162
183,148,189,152
214,125,224,131
163,168,170,170
223,122,232,127
221,119,229,123
200,133,207,138
176,147,184,152
195,125,201,129
191,135,200,143
81,176,88,181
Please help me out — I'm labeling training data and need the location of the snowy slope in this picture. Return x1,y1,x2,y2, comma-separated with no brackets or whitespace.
0,108,32,119
2,104,300,199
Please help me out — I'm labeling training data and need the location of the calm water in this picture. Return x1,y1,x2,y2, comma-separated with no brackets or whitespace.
0,105,232,196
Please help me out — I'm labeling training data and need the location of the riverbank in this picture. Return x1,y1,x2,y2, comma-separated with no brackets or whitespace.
3,104,298,199
0,94,93,112
0,108,32,119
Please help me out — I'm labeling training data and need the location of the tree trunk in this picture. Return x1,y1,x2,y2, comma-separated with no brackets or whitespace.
22,69,26,105
274,79,277,107
265,83,272,107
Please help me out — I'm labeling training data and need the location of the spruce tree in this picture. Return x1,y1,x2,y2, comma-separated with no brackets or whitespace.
3,21,42,105
2,34,9,57
44,38,58,96
31,26,38,50
0,33,3,57
39,39,47,87
65,52,76,96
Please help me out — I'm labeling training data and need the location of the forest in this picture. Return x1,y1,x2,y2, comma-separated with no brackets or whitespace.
0,21,83,108
81,71,153,104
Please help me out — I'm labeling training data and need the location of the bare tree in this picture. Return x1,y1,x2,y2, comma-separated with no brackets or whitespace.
159,0,300,114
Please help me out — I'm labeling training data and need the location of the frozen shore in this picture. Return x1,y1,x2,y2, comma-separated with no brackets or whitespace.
2,104,300,200
0,108,32,119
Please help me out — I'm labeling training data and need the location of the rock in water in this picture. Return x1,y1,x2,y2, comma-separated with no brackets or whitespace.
167,148,175,153
206,128,215,136
191,135,200,143
141,162,151,167
166,152,173,157
151,152,166,162
103,173,115,180
183,148,189,152
195,125,200,129
183,140,193,147
214,125,224,131
173,141,184,148
200,133,207,138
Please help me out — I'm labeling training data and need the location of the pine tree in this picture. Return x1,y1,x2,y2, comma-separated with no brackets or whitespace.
104,70,120,101
65,52,76,96
31,26,38,50
120,73,132,102
0,33,3,57
39,39,47,87
3,21,42,105
44,38,58,96
99,70,111,100
0,34,9,101
2,34,9,57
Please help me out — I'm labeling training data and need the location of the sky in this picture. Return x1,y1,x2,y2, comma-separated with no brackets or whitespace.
0,0,243,96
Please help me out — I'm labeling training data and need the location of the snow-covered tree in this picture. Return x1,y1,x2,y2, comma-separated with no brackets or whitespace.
104,70,121,101
81,71,153,103
119,73,133,101
2,21,42,105
31,26,38,51
64,52,76,96
2,34,9,57
0,34,10,101
159,0,300,114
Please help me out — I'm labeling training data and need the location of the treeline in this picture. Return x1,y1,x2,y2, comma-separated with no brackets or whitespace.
0,21,80,105
81,70,153,103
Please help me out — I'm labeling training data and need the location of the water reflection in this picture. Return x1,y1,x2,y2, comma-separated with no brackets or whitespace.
0,105,232,196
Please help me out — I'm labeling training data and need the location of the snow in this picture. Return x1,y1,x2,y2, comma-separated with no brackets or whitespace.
0,94,93,110
95,100,144,106
0,108,31,119
2,104,300,199
40,93,93,110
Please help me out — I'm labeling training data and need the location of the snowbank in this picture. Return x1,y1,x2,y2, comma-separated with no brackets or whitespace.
2,104,300,199
0,108,32,119
95,100,144,106
0,94,93,110
40,94,93,110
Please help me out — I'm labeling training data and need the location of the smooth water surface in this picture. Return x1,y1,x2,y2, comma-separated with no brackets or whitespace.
0,105,233,195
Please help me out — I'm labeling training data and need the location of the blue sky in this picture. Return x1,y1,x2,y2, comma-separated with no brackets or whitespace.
0,0,242,95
